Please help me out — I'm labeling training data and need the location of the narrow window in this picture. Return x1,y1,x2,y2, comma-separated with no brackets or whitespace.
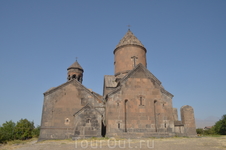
154,100,157,132
139,96,144,106
118,123,120,129
125,99,128,132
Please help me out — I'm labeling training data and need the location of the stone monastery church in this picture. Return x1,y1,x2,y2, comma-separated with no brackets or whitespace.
39,30,196,140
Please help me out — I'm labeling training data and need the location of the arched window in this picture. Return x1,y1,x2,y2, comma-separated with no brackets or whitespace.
72,74,76,79
67,75,71,80
124,99,128,132
154,100,157,132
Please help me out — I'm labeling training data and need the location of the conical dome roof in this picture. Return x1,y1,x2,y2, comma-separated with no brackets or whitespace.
115,29,145,50
67,60,84,71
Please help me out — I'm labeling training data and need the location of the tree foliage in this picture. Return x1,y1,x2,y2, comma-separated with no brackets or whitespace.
14,119,35,140
196,127,216,135
0,119,40,143
196,128,204,134
214,114,226,135
32,125,40,138
0,120,15,143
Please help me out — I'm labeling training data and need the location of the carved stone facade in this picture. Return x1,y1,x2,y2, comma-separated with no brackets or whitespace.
39,30,196,140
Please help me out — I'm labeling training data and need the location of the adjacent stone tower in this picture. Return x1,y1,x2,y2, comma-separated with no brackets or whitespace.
67,60,84,83
114,29,147,78
181,105,197,136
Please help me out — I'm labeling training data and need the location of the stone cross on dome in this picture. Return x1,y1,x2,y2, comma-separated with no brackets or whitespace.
128,25,131,30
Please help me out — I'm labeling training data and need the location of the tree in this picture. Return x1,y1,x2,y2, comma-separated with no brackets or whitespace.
203,126,216,135
14,119,34,140
196,128,204,134
214,114,226,135
32,125,40,138
0,120,16,143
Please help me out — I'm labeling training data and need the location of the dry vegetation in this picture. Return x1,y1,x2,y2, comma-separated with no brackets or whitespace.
0,136,226,150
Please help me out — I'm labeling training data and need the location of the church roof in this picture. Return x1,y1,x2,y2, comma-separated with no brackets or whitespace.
43,79,103,103
115,29,145,50
106,63,174,98
104,75,117,88
67,60,84,71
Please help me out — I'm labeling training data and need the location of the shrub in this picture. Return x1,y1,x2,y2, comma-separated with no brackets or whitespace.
214,114,226,135
0,120,16,143
14,119,34,140
32,125,40,138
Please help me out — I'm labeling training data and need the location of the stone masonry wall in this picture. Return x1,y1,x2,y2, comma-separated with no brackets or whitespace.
180,105,197,136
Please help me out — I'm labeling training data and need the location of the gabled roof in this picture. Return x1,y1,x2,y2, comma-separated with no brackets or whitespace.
120,63,161,85
106,63,173,98
67,60,84,71
43,79,103,103
73,103,103,116
114,29,146,52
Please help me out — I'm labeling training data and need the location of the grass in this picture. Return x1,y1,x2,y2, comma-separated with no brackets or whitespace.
1,136,226,150
202,134,224,137
6,138,37,145
0,138,38,150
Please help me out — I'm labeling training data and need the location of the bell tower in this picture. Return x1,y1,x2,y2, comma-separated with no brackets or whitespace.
67,60,84,83
114,29,147,77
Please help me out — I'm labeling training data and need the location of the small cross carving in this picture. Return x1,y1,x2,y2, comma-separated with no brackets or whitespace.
131,56,138,67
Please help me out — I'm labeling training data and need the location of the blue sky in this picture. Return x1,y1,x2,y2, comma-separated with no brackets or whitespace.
0,0,225,127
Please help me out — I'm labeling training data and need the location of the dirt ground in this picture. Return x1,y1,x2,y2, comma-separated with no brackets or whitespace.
1,136,226,150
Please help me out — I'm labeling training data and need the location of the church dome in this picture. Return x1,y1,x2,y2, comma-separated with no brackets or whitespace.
67,60,84,83
114,29,146,53
114,30,147,76
67,60,84,71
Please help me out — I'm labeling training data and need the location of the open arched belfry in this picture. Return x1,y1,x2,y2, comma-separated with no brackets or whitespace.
39,30,196,140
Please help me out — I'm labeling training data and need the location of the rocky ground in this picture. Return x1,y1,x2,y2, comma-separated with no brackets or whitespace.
0,136,226,150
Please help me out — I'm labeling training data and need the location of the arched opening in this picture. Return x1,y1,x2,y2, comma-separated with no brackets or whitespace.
124,99,128,132
77,76,82,83
101,121,106,137
72,74,76,79
67,75,71,81
154,100,157,132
